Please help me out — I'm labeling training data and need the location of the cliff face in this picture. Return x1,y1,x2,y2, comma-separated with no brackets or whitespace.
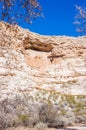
0,21,86,128
0,21,86,96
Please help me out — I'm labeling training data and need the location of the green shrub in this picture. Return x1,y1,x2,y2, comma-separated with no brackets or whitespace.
18,114,28,126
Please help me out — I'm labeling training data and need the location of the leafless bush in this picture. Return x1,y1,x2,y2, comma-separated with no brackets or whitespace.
35,122,48,130
0,95,85,129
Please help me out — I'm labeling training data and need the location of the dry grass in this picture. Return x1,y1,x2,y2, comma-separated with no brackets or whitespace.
5,125,86,130
6,126,56,130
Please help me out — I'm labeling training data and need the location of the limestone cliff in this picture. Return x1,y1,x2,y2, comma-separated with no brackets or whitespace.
0,21,86,129
0,21,86,95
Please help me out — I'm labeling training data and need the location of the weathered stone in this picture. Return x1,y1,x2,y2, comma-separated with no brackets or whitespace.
23,37,53,52
0,21,86,95
0,21,86,129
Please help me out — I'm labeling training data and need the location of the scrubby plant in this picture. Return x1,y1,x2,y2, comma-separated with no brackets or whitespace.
18,114,28,126
35,122,48,130
0,90,86,129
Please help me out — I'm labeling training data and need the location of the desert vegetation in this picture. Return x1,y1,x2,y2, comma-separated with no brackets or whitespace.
0,89,86,129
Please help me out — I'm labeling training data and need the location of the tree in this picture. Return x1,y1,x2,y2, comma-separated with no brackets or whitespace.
74,0,86,33
0,0,42,24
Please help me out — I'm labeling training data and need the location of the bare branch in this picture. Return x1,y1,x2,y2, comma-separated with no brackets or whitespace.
74,1,86,33
0,0,42,24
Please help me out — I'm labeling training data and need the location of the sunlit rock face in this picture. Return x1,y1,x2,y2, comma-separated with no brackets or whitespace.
0,21,86,129
0,21,86,97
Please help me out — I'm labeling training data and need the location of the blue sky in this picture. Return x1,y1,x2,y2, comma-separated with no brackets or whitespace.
20,0,83,36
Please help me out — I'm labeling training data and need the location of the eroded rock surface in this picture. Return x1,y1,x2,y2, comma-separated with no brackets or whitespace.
0,21,86,95
0,21,86,129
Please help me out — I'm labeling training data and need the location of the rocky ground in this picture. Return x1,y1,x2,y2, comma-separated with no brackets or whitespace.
5,124,86,130
0,21,86,129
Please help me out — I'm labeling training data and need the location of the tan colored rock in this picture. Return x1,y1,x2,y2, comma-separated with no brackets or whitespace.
0,21,86,96
23,37,53,52
0,21,86,129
